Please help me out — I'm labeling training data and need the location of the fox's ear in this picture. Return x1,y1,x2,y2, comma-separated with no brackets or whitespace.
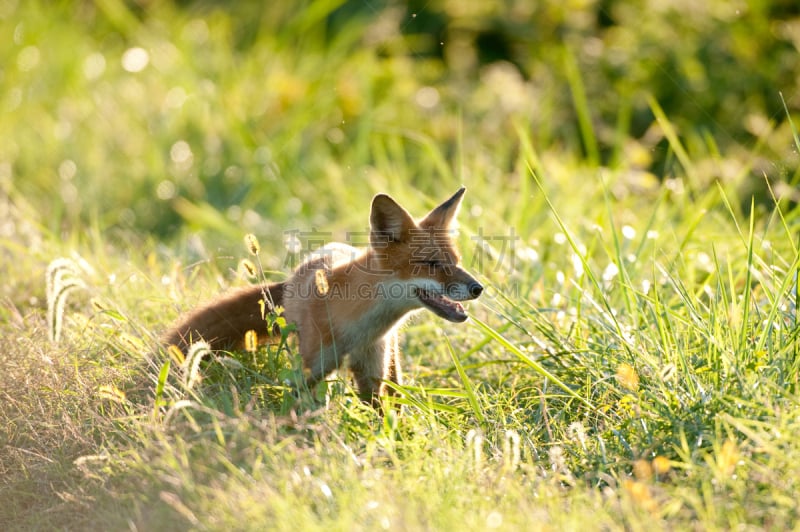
419,187,465,228
370,193,416,242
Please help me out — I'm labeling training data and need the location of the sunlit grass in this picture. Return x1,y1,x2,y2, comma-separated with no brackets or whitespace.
2,1,800,530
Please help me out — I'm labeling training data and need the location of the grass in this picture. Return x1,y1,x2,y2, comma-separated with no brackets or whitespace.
2,1,800,530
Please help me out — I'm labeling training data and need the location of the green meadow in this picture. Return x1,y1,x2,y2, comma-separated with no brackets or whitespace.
3,1,800,529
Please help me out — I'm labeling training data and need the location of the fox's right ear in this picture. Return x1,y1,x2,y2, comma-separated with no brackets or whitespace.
370,194,416,243
419,186,465,229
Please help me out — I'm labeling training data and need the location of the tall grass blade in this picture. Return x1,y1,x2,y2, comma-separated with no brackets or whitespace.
154,359,171,413
779,92,800,153
471,316,595,412
647,95,697,187
738,199,756,361
445,334,485,424
563,46,599,165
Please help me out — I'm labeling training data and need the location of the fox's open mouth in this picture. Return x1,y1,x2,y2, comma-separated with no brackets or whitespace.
416,289,468,322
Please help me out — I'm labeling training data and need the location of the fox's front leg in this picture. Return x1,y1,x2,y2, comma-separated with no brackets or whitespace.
384,331,403,391
350,331,403,407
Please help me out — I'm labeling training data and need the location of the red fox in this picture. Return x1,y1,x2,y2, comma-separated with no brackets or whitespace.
162,187,483,406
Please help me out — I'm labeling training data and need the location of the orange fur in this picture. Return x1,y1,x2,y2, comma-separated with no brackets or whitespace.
161,283,284,351
162,188,483,407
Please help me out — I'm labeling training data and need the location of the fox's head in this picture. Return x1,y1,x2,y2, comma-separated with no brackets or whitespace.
368,187,483,322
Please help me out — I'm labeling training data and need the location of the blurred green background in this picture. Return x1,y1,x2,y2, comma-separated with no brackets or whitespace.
2,0,799,244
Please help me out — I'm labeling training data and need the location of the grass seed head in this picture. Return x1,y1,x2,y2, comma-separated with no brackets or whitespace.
503,430,521,470
633,459,653,481
244,233,261,255
717,439,739,477
244,329,258,352
240,259,257,278
622,479,657,512
616,363,640,392
314,269,329,296
184,340,212,390
466,429,484,468
167,344,185,365
652,456,671,475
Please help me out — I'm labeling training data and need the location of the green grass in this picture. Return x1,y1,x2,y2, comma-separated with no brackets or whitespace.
3,1,800,530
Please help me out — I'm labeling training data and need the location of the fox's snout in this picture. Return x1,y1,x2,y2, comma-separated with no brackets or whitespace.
444,274,483,302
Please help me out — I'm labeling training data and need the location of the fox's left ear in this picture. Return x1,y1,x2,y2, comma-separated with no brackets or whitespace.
419,187,466,229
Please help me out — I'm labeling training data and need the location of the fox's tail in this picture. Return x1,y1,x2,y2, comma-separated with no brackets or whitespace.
161,282,285,351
